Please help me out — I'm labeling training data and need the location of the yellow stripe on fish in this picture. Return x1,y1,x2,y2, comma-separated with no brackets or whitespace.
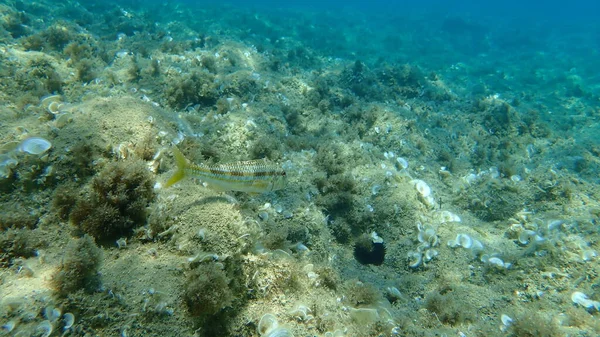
164,147,287,193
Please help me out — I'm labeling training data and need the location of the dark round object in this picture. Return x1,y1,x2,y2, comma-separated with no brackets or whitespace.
353,235,386,266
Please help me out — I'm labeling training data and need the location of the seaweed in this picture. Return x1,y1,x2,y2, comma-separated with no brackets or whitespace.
343,280,381,308
70,159,155,242
424,287,476,326
508,311,562,337
52,235,103,297
0,228,40,268
164,71,218,109
29,58,63,94
75,59,97,83
184,263,234,317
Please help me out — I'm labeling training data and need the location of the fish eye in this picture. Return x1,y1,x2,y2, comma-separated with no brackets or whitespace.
282,171,286,176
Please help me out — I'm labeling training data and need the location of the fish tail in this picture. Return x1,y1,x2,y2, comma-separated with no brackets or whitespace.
164,146,188,188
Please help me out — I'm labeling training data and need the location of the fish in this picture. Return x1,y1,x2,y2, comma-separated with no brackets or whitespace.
163,147,287,193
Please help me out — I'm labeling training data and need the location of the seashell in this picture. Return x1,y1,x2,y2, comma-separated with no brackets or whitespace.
0,141,20,153
570,291,600,310
456,234,473,248
571,292,589,305
54,113,72,128
447,238,459,248
257,313,278,336
547,219,563,231
487,257,506,268
18,137,52,155
386,287,402,301
518,230,537,245
41,94,62,108
424,248,438,261
0,153,18,169
36,320,53,337
349,307,380,325
63,312,75,330
302,264,314,274
407,251,422,268
417,225,437,246
1,320,16,332
410,179,431,197
582,249,597,261
439,211,461,223
501,314,513,326
471,239,484,252
289,305,313,322
396,157,408,169
47,101,61,114
44,306,61,322
265,327,294,337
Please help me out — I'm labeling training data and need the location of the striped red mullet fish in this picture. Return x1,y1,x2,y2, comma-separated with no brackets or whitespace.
163,147,287,193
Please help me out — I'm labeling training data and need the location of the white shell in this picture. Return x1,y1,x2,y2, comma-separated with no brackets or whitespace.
55,113,72,128
582,249,598,261
370,231,384,244
570,291,600,310
411,179,431,197
386,287,402,300
41,94,61,108
47,101,61,114
407,251,422,268
396,157,408,169
258,313,279,336
487,257,505,268
447,239,459,248
547,219,563,231
424,249,438,261
1,320,16,332
457,234,473,249
36,320,53,337
44,306,61,322
500,314,513,326
63,312,75,330
518,230,536,244
18,137,52,155
571,292,591,307
471,239,484,252
265,327,294,337
439,211,461,223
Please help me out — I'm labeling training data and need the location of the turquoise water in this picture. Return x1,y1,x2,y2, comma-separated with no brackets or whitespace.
0,1,599,336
